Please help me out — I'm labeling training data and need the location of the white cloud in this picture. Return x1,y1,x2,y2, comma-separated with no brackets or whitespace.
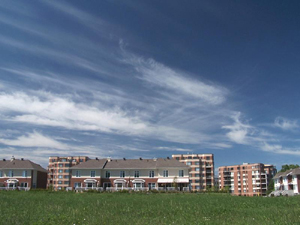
274,117,298,130
125,57,227,105
261,142,300,156
0,131,68,149
222,112,253,144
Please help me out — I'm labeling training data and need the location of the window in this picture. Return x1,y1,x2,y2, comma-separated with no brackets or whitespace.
59,164,63,167
20,182,28,187
179,170,184,177
74,182,81,188
148,183,156,190
163,170,168,177
134,171,139,178
52,159,56,162
75,171,80,177
195,162,200,165
195,180,200,183
64,169,70,173
195,174,200,177
64,181,69,185
186,162,191,166
149,170,154,178
106,171,110,178
195,168,200,172
175,157,180,160
91,171,96,177
120,171,125,178
62,159,67,162
58,175,63,179
22,171,27,177
9,170,13,177
64,175,69,179
206,156,210,160
0,171,2,177
58,181,62,184
58,169,63,173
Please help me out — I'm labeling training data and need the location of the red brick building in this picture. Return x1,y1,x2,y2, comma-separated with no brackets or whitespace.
71,157,190,191
0,156,47,189
219,163,276,196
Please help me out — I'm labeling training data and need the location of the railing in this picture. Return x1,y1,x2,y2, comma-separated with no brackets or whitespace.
0,187,30,191
74,187,103,192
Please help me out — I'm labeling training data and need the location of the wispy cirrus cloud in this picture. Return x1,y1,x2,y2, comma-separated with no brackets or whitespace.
274,117,298,130
124,56,228,105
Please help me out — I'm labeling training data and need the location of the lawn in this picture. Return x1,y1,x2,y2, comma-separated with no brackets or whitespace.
0,191,299,225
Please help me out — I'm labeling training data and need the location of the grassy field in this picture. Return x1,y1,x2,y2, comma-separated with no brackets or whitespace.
0,191,300,225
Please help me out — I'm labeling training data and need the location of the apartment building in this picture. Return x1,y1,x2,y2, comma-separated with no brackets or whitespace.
0,156,47,189
273,168,300,194
47,156,89,190
219,163,276,196
70,157,190,191
172,154,214,191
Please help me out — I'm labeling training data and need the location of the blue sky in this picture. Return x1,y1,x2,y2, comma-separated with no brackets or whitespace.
0,0,300,171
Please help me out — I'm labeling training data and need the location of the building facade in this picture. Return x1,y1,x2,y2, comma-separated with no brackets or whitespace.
70,157,190,191
47,156,89,190
273,168,300,194
0,156,47,189
219,163,276,196
172,154,214,191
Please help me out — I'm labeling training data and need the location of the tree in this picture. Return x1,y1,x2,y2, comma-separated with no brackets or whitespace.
279,164,300,172
267,179,274,195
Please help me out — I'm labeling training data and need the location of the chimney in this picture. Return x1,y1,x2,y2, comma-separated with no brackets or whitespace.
3,159,6,161
107,157,111,162
21,158,24,161
96,157,98,160
167,157,170,160
139,157,142,160
11,156,15,162
123,158,126,160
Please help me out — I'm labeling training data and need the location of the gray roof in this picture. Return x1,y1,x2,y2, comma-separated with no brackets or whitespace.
72,159,107,169
0,159,47,173
273,168,300,179
105,158,188,169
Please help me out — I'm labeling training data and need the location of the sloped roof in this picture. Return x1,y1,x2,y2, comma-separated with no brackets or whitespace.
72,159,107,169
105,159,157,169
273,168,300,179
0,159,47,173
105,158,188,169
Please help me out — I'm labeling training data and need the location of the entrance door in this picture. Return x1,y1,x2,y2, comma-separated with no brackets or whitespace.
103,182,111,190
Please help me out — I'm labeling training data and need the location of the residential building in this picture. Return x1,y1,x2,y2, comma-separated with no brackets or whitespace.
0,156,47,189
219,163,276,196
172,154,214,191
47,156,89,190
70,157,190,191
273,168,300,194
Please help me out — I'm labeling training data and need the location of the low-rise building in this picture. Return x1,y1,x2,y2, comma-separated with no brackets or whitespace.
0,156,47,190
219,163,276,196
273,168,300,194
70,157,190,191
172,154,214,191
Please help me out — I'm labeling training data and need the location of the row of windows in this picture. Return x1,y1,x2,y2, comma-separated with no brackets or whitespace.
0,170,28,177
75,170,185,178
53,181,69,185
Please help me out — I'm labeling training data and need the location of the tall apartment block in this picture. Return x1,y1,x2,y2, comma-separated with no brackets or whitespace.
219,163,277,196
47,156,89,190
172,154,214,191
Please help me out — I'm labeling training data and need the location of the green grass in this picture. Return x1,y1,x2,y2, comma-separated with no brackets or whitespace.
0,191,300,225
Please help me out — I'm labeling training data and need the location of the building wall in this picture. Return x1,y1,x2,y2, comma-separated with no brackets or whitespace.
172,154,214,191
47,156,89,190
219,163,274,196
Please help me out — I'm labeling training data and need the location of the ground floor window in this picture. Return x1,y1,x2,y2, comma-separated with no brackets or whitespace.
148,183,156,190
20,182,28,187
103,182,111,190
74,182,81,188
